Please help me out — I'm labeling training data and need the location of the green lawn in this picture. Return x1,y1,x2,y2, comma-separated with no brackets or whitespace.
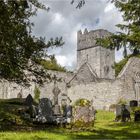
0,110,140,140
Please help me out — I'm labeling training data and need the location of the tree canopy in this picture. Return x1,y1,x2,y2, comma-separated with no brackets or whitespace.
0,0,64,85
35,55,66,72
71,0,85,9
98,0,140,57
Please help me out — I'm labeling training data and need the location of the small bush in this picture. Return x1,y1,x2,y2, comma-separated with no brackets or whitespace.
131,107,140,113
74,99,90,107
34,86,40,103
117,99,127,105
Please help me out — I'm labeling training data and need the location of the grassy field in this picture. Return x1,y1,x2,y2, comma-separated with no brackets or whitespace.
0,110,140,139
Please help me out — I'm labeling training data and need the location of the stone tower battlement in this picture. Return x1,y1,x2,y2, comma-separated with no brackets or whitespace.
77,29,115,79
77,29,111,51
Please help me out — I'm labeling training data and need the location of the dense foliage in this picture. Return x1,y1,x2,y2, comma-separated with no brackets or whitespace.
98,0,140,57
0,0,64,85
38,56,66,72
34,85,40,103
115,58,129,77
74,98,91,107
71,0,85,9
115,54,140,76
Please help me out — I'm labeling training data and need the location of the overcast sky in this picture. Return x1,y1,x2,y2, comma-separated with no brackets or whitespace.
31,0,124,70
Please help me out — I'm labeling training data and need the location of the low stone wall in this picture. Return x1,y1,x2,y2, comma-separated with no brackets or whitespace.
67,79,124,110
0,70,73,100
0,70,137,110
0,80,35,99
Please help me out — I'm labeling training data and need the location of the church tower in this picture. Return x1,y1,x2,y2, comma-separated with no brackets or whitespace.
77,29,115,79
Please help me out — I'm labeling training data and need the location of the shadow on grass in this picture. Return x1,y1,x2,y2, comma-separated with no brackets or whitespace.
1,122,140,139
69,121,140,139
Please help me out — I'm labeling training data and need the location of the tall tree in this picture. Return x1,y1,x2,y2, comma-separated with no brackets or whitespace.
0,0,64,85
98,0,140,57
71,0,85,9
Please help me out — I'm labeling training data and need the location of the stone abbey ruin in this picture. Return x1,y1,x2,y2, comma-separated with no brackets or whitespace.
0,29,140,110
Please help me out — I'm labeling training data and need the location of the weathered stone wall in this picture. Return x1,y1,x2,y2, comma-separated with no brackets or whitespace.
117,57,140,102
0,70,73,102
67,79,124,110
100,47,115,79
0,68,138,110
0,80,35,99
77,46,101,76
39,70,73,104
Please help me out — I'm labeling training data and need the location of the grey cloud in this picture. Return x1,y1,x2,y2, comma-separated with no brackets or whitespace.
32,0,123,70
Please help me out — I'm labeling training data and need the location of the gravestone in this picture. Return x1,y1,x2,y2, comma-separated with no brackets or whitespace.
61,94,68,107
52,87,61,105
73,106,95,123
115,105,122,118
115,104,131,122
25,94,33,106
52,86,61,116
130,100,138,107
134,110,140,122
38,98,53,117
17,92,22,99
121,104,131,122
63,105,72,118
61,99,67,107
37,98,53,123
53,104,61,116
29,105,38,118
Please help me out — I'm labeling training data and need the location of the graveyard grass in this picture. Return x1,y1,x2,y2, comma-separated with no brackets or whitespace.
0,111,140,139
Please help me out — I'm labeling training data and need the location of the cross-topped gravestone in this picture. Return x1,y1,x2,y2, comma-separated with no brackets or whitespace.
52,86,61,105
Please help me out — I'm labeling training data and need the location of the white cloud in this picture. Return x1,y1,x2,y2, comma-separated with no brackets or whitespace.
55,54,76,70
53,13,64,24
104,3,114,13
55,55,67,66
115,49,124,62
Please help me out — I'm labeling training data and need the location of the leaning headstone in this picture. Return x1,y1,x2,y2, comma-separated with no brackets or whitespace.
25,94,33,106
